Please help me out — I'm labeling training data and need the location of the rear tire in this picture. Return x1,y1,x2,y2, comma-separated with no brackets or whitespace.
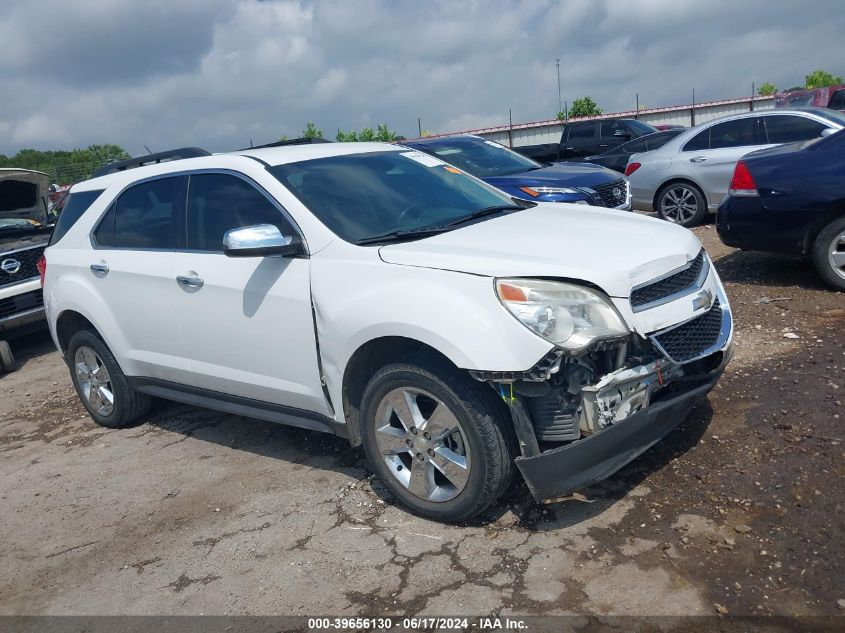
66,329,151,428
360,355,515,523
811,217,845,291
656,182,708,227
0,340,15,373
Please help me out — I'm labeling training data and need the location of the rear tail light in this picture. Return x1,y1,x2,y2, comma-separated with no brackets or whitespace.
36,255,46,287
624,162,641,177
728,161,759,197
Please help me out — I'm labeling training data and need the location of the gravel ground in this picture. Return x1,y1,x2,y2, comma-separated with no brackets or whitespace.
0,223,842,617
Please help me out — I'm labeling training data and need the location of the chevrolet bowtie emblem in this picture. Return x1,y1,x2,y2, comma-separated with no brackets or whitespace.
692,288,713,311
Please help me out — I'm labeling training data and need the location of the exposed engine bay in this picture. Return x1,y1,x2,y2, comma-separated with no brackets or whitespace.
473,335,724,453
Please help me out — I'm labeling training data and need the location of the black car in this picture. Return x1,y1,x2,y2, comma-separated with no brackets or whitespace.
512,118,659,163
717,128,845,290
580,129,685,173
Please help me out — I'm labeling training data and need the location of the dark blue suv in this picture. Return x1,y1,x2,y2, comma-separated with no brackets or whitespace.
402,135,631,210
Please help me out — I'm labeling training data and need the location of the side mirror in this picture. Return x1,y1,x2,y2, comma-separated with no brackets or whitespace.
223,224,301,258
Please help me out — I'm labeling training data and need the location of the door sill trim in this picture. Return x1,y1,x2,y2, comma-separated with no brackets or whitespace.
127,376,348,439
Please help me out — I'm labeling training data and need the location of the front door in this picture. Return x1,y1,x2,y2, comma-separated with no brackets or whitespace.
169,171,328,415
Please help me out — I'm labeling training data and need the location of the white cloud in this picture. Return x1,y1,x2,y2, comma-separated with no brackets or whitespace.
0,0,842,155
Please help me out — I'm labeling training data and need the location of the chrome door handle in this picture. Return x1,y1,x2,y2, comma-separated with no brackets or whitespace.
90,263,109,275
689,156,707,163
176,275,204,289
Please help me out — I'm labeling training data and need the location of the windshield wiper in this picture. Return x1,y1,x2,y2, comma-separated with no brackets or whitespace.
434,204,527,229
355,204,528,246
355,226,453,245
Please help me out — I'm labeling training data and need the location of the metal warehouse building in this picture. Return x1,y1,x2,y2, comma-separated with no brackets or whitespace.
427,95,775,148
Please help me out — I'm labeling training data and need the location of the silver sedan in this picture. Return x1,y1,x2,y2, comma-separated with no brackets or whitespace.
626,108,845,226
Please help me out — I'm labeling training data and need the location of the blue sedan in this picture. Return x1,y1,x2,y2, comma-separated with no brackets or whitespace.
401,135,631,210
717,128,845,290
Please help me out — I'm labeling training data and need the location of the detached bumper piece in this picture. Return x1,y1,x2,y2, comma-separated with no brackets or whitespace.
515,373,720,501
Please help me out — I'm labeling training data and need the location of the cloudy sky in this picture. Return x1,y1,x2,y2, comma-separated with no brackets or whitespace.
1,0,842,155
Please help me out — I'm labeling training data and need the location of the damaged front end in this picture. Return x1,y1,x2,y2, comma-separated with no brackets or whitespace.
471,316,732,501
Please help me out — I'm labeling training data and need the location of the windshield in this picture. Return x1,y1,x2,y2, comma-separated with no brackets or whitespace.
627,119,659,135
417,139,542,177
269,150,518,243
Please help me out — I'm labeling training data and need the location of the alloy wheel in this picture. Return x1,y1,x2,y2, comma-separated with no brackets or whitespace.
660,186,698,224
74,346,115,416
828,229,845,282
374,387,471,503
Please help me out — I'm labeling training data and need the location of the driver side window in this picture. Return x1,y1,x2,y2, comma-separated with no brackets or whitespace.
185,173,293,252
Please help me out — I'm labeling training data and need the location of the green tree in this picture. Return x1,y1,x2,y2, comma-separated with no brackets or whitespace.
375,123,397,142
336,129,358,142
0,144,130,183
757,82,777,96
335,123,400,142
805,69,843,89
302,122,323,138
569,96,603,118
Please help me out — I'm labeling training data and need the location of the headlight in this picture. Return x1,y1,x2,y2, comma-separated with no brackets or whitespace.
495,278,629,354
519,186,582,197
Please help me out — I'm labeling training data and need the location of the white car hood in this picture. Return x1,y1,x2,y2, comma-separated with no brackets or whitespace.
379,204,702,298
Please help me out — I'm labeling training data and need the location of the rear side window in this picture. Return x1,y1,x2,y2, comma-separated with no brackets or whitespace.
567,123,597,140
185,173,290,251
48,189,104,246
107,177,186,250
623,138,649,153
763,115,827,144
708,118,759,149
683,129,710,152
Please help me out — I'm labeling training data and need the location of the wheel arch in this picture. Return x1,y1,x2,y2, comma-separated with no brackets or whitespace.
340,336,463,446
55,309,100,355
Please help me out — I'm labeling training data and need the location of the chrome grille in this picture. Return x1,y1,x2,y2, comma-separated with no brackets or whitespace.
630,250,706,310
0,246,44,288
590,178,628,207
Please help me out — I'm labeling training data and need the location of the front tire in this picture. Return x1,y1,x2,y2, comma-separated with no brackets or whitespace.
0,340,15,373
812,217,845,291
360,356,515,522
656,182,708,227
67,329,151,428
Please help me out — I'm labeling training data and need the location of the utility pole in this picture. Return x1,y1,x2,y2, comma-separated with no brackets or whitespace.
751,82,755,111
418,118,422,137
555,58,562,115
635,93,639,119
508,108,513,148
691,88,696,127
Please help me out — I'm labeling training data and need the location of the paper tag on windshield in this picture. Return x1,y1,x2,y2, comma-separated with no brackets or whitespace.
400,151,445,167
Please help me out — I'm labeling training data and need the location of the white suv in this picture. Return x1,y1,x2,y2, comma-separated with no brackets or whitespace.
43,142,733,522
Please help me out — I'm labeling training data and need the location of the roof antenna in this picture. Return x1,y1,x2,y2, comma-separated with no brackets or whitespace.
143,145,154,155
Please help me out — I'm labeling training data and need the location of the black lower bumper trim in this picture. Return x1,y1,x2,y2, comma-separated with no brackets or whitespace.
515,373,720,500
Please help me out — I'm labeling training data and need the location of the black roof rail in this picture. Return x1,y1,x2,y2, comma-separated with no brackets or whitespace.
240,137,333,151
92,147,211,178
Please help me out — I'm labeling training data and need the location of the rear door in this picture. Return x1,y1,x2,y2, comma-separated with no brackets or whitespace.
88,175,191,383
168,171,328,414
680,117,765,208
561,122,601,158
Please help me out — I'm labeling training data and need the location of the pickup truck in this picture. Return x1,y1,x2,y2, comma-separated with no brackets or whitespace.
513,118,659,163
